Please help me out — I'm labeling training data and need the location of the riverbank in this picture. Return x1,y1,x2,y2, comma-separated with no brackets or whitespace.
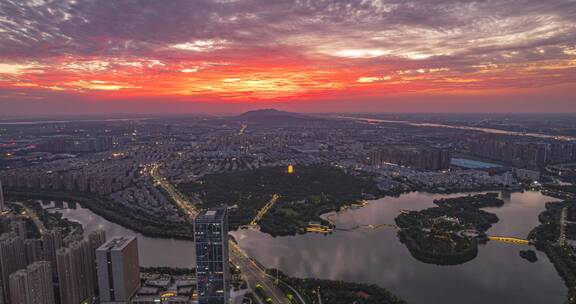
232,191,565,304
5,185,568,304
6,189,193,240
529,198,576,303
269,269,407,304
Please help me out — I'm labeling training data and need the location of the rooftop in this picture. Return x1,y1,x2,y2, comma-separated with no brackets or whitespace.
196,208,227,222
97,236,136,251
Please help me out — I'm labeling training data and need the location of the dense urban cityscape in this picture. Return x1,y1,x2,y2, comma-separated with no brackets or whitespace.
0,110,574,303
1,0,576,303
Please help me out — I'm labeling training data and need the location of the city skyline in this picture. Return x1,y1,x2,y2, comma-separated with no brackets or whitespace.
1,0,576,114
0,111,575,303
0,1,575,303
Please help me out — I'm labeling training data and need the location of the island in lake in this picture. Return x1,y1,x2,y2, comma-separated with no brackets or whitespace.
395,193,503,265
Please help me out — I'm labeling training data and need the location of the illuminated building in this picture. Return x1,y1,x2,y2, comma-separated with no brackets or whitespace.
194,209,229,304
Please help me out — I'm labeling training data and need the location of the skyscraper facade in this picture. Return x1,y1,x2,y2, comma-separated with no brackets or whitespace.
9,220,26,239
56,240,95,304
96,236,140,304
9,261,55,304
194,209,229,304
8,269,27,304
0,233,27,303
41,229,62,278
87,230,106,291
0,180,4,212
23,239,43,265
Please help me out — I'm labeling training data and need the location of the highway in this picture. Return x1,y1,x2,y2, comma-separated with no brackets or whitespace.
229,242,291,304
150,163,290,304
150,163,198,218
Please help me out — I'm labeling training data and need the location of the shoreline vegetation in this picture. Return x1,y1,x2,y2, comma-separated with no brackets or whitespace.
6,165,520,239
394,193,503,265
5,175,572,303
268,269,407,304
179,165,520,236
5,189,194,240
529,193,576,303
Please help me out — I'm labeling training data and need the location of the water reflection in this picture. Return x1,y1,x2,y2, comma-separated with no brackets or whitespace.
232,191,565,304
41,201,196,268
42,191,566,304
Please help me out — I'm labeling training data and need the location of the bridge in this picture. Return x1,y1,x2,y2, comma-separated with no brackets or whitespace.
249,194,280,226
488,236,531,245
336,223,399,231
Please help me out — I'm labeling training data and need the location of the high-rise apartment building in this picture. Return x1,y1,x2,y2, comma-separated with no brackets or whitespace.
9,220,27,239
9,261,55,304
195,209,229,304
0,180,4,212
0,233,27,303
96,236,140,304
24,239,43,265
88,230,106,291
41,230,63,278
56,240,95,304
88,230,107,251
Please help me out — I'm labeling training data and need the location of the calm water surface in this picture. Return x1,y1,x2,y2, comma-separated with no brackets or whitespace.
43,201,196,268
232,191,565,304
51,191,565,304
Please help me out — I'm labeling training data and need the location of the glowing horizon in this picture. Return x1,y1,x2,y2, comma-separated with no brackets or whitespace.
1,0,575,114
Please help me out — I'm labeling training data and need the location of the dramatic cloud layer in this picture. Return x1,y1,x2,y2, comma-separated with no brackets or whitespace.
0,0,575,113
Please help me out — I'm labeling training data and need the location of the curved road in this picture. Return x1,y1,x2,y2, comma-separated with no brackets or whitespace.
150,163,291,304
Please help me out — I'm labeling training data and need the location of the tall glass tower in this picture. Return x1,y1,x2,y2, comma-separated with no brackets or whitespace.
194,208,229,304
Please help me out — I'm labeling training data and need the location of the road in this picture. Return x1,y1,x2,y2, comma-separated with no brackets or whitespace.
230,242,290,304
150,163,290,303
16,202,46,234
250,194,280,226
150,163,198,217
239,124,248,135
559,206,568,246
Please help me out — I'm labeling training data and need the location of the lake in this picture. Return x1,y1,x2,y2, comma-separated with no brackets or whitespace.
50,190,566,304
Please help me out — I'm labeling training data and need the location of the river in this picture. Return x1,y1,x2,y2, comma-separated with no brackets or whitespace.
341,116,576,141
50,191,565,304
43,201,196,268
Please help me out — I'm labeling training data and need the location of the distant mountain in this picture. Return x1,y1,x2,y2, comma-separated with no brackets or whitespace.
232,109,316,125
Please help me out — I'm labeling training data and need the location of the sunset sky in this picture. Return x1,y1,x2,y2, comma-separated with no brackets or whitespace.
1,0,575,114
